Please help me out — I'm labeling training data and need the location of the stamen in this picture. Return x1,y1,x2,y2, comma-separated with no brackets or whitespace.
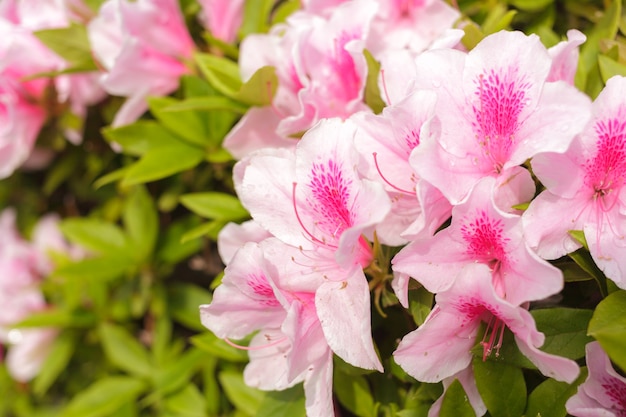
480,314,506,361
292,182,336,248
380,68,392,106
224,335,288,351
372,152,417,195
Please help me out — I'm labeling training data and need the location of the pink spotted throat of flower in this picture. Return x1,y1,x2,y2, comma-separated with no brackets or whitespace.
392,177,564,306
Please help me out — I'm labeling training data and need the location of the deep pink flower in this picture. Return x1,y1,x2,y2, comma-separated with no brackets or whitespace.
409,30,591,207
88,0,194,126
523,75,626,288
393,263,579,384
393,177,563,306
566,341,626,417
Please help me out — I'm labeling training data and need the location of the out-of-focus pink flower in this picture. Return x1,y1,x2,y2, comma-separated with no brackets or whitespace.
0,209,81,382
0,18,61,179
393,263,579,384
197,0,244,44
524,75,626,288
566,341,626,416
409,30,591,208
223,1,376,158
88,0,194,126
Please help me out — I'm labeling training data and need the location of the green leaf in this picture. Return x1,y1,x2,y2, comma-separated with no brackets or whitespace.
239,0,275,38
568,248,608,297
99,323,152,378
190,332,249,362
219,371,265,416
333,370,375,417
588,290,626,372
102,121,180,157
62,376,147,417
54,255,134,283
568,230,588,249
257,385,306,417
524,368,588,417
180,220,228,243
482,5,517,35
598,54,626,83
179,192,249,220
60,218,130,256
151,348,205,396
34,24,97,71
14,309,95,328
509,0,553,12
123,186,158,262
363,50,385,114
33,331,77,396
473,358,526,417
164,384,206,417
122,141,205,186
162,96,247,114
194,53,242,98
232,66,278,106
169,283,213,331
156,216,203,264
148,97,211,147
439,379,476,417
93,167,130,189
408,286,433,326
532,308,594,361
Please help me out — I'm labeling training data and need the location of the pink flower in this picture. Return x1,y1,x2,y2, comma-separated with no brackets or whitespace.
352,89,452,246
523,75,626,288
409,30,591,207
367,0,461,55
197,0,244,44
392,177,563,306
0,209,81,382
566,341,626,417
427,367,487,417
223,2,376,158
200,240,334,417
547,29,586,85
393,263,579,384
88,0,194,126
235,118,390,371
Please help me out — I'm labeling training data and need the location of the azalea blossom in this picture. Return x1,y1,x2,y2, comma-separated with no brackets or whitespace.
235,118,390,371
409,30,591,207
392,177,563,306
196,0,244,44
200,240,334,417
393,263,579,384
566,341,626,417
523,75,626,288
88,0,194,126
223,1,376,158
0,209,81,382
0,17,63,179
427,367,487,417
352,89,452,246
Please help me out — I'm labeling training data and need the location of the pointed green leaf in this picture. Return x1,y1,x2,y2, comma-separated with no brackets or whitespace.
194,53,242,98
363,50,385,114
60,218,130,255
164,384,206,417
588,290,626,371
473,358,526,417
102,121,179,156
152,348,205,396
257,385,306,417
162,96,247,114
34,24,97,71
219,371,265,416
62,376,147,417
169,283,213,331
14,309,96,328
180,219,228,243
122,142,205,185
239,0,275,37
99,323,152,378
123,186,158,262
232,66,278,106
408,286,434,326
190,332,249,362
148,97,211,147
531,308,594,360
33,331,78,396
179,192,248,220
598,54,626,84
524,368,587,417
333,370,375,417
439,379,476,417
54,255,134,283
568,247,608,297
